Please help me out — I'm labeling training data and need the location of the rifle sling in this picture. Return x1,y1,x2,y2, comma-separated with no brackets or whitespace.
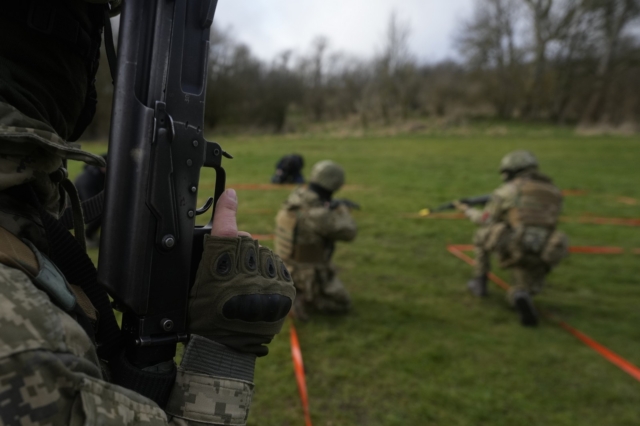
7,185,176,407
60,190,104,230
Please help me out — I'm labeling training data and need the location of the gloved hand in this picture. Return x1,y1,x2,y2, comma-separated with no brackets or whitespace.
188,189,296,357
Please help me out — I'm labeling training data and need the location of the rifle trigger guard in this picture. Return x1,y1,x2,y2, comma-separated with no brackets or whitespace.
195,197,214,216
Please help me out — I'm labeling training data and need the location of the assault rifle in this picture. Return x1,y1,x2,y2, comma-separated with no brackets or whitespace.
421,194,490,216
330,198,360,211
98,0,227,371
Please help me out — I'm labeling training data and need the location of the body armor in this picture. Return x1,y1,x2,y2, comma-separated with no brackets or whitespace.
275,205,326,264
507,177,563,229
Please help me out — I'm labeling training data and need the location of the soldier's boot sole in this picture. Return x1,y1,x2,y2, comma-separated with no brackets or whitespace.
514,293,538,327
467,277,488,297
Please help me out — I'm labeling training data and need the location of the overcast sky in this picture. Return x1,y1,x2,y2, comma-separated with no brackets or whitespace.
214,0,476,63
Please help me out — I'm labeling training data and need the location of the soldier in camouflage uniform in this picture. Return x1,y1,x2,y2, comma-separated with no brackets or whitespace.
275,160,357,320
455,151,568,326
0,1,295,424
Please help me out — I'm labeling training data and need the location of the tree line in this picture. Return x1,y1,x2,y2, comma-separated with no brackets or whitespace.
84,0,640,138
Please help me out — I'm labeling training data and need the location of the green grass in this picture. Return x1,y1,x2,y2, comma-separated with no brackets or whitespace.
75,124,640,426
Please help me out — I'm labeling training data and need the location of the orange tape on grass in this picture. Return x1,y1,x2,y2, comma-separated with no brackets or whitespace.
446,245,510,291
448,244,632,255
552,317,640,382
446,244,640,383
409,213,640,227
565,216,640,227
290,319,313,426
569,246,624,254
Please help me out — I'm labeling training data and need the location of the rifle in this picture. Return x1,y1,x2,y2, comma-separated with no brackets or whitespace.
330,198,361,211
98,0,227,371
420,194,490,216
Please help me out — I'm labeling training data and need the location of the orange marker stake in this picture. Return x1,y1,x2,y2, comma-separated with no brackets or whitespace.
446,244,640,383
290,319,313,426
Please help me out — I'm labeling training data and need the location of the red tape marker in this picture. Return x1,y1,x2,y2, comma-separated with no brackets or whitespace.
448,244,635,255
568,246,624,254
447,245,640,382
413,213,640,227
290,318,313,426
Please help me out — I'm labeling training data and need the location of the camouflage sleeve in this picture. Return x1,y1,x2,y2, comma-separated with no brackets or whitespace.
306,204,357,242
0,262,171,425
0,263,253,426
466,184,516,226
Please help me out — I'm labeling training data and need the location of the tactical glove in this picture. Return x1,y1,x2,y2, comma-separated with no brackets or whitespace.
188,234,296,356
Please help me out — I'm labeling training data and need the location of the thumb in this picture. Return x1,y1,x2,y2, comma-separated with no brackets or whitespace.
211,189,239,237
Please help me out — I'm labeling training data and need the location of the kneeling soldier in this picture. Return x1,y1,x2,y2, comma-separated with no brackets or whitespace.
275,160,358,320
456,151,568,326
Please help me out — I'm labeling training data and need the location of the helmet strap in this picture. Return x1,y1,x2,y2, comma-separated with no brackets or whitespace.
309,183,333,203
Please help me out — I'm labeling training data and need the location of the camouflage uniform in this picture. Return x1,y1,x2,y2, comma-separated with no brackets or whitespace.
0,120,286,423
0,1,294,424
463,151,568,321
275,161,357,319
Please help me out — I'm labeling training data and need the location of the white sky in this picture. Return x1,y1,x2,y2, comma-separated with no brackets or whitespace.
214,0,476,63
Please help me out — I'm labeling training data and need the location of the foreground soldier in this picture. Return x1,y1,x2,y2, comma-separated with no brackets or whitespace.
455,151,568,326
275,160,357,320
0,1,294,424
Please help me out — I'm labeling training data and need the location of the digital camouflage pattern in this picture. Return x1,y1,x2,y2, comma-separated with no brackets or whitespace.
275,186,357,318
166,369,253,425
464,169,568,303
0,240,257,426
0,108,257,425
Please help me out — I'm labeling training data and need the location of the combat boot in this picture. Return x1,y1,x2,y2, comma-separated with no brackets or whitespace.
467,275,488,297
513,291,538,327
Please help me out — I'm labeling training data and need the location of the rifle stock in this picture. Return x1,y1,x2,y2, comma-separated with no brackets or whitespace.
98,0,225,367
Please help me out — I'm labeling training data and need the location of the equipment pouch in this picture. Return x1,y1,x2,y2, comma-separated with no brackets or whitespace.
520,226,551,254
541,230,569,267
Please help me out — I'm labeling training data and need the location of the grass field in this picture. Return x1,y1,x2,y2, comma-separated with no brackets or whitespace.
75,123,640,426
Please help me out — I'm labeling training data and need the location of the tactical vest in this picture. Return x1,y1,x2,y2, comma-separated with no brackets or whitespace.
275,207,325,264
507,178,562,229
275,209,296,261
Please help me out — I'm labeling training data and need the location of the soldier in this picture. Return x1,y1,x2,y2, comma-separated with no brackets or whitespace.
455,151,568,326
0,1,294,425
271,153,305,184
275,160,358,320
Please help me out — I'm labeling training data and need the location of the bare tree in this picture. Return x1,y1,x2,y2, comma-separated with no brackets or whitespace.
362,13,418,124
309,37,329,121
456,0,524,118
581,0,640,123
521,0,578,118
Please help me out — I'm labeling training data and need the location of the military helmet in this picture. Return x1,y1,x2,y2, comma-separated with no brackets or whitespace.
499,150,538,173
309,160,345,192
